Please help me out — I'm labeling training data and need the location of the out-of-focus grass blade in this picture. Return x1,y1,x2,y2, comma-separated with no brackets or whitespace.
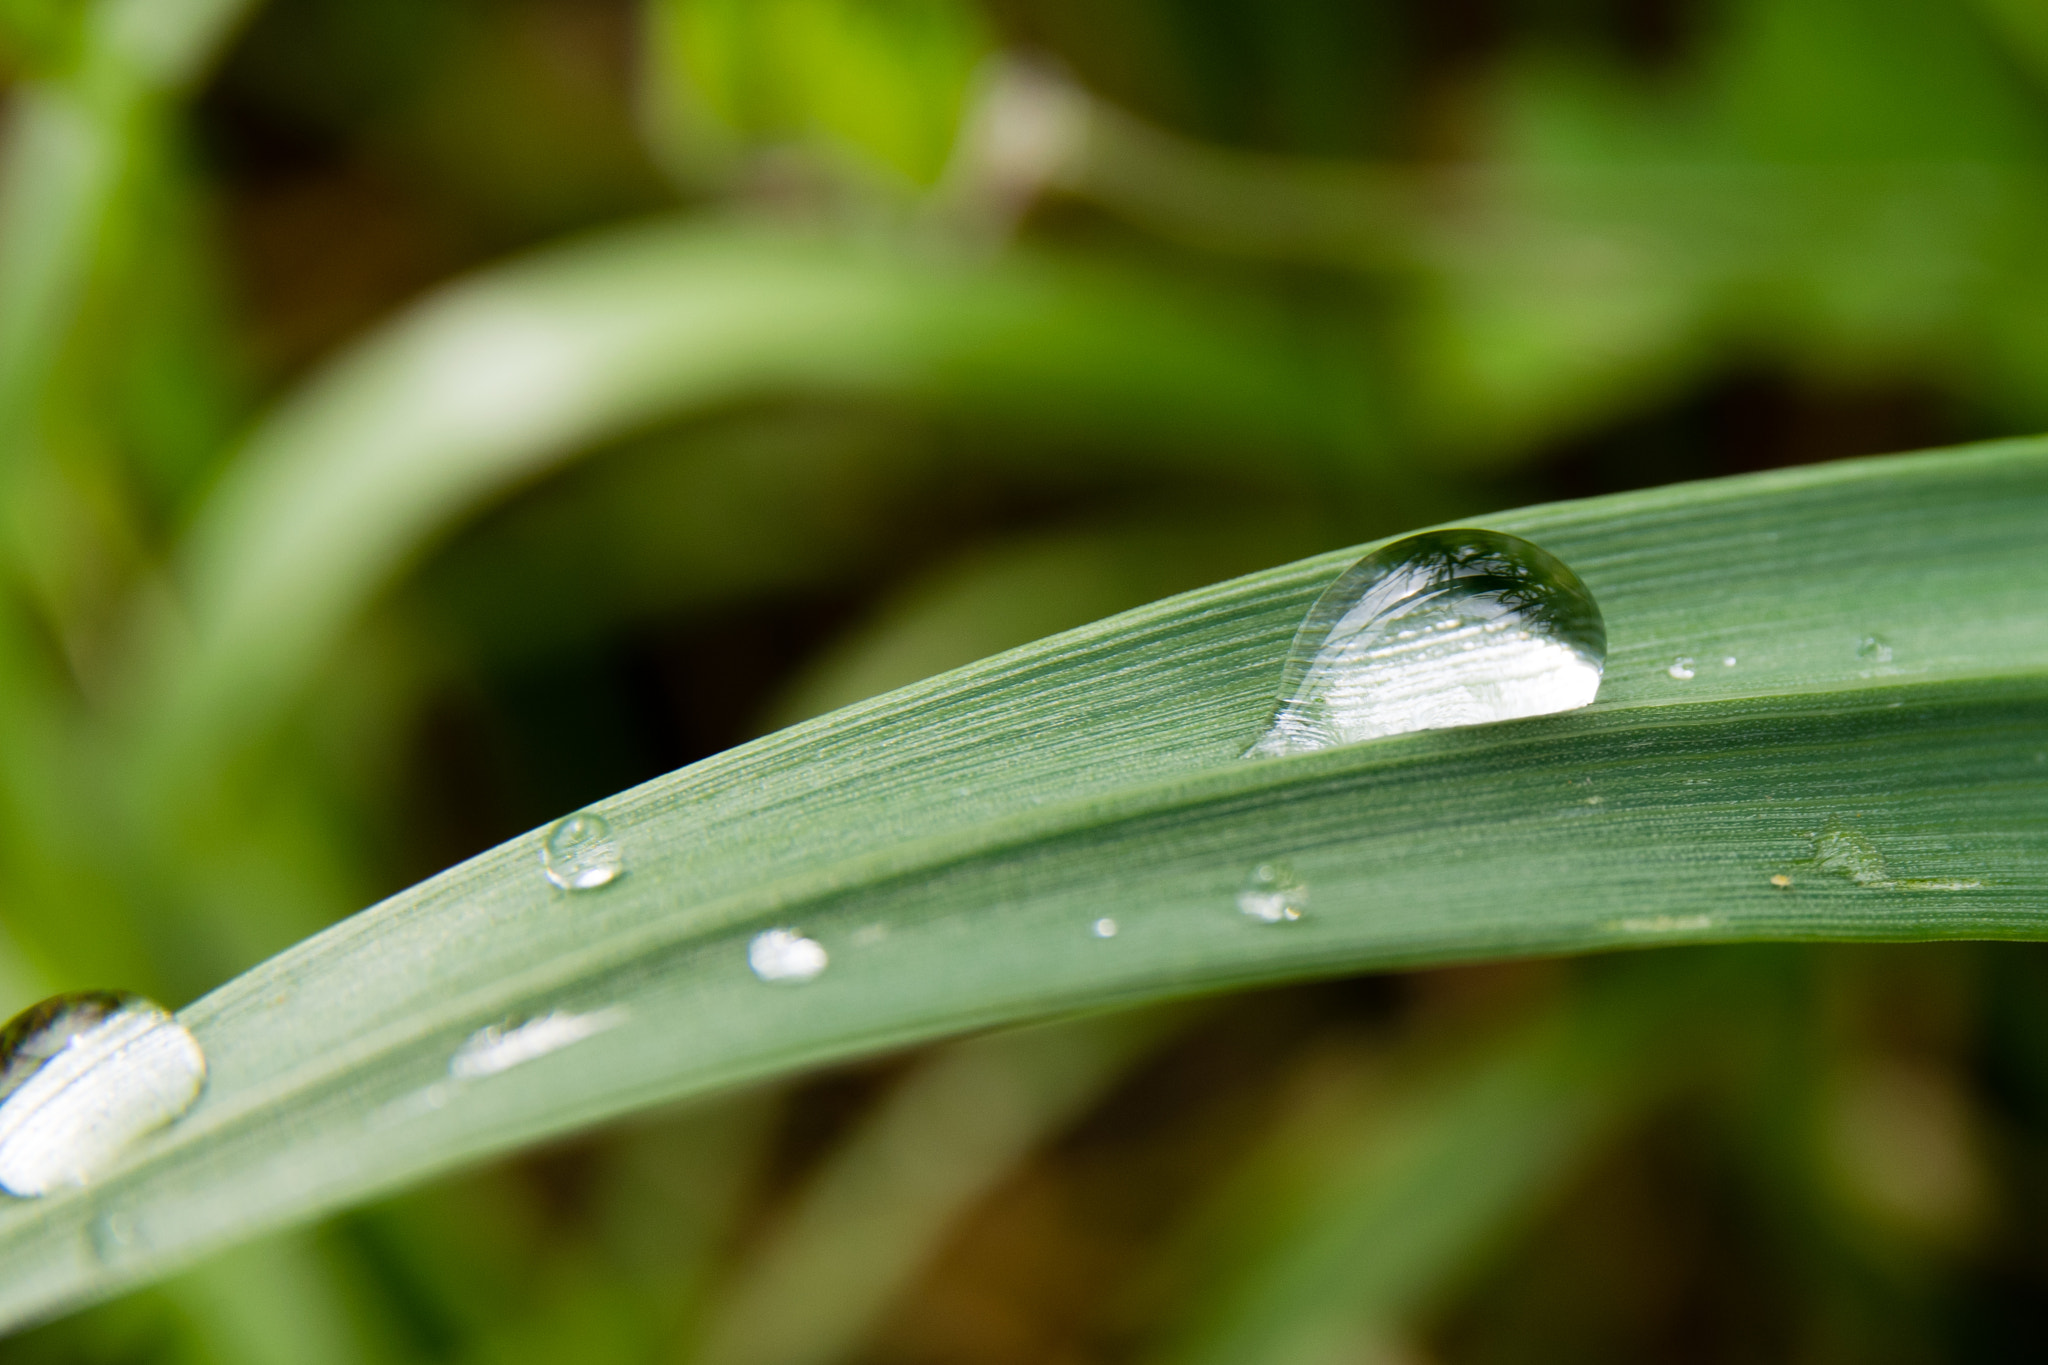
695,1012,1179,1365
142,220,1376,777
1153,961,1703,1365
764,514,1325,729
0,442,2044,1327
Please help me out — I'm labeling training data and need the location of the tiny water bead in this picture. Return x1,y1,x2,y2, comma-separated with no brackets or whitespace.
749,929,828,983
1093,918,1119,938
1237,863,1308,923
0,993,206,1198
1857,635,1894,664
1247,529,1605,756
541,810,621,890
1668,657,1695,681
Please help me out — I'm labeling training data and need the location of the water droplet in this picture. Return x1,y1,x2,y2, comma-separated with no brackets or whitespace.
448,1008,625,1080
1237,863,1308,923
1246,530,1605,756
1806,823,1983,891
1611,914,1713,934
90,1210,145,1263
749,929,827,983
1722,657,1738,668
1092,918,1119,938
541,810,621,890
1668,657,1695,680
1858,635,1894,664
0,992,206,1198
1811,824,1891,887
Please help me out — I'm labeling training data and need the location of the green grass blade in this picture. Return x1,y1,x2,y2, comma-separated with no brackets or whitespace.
1,441,2044,1327
695,1013,1178,1365
144,220,1373,777
1153,962,1701,1365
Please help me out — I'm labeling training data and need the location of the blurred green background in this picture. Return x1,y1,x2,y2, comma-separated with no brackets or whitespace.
3,0,2048,1359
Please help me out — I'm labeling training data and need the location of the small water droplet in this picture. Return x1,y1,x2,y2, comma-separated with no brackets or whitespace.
1668,657,1695,680
1611,914,1713,934
1246,530,1605,756
449,1008,625,1080
749,929,827,983
1092,918,1118,938
1806,823,1983,891
1857,635,1894,664
1722,656,1738,668
1237,863,1308,923
541,811,621,890
0,993,206,1197
90,1209,147,1264
1811,824,1891,886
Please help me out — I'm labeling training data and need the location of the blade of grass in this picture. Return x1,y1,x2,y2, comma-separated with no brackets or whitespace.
693,1011,1181,1365
1152,959,1705,1365
138,220,1378,781
0,442,2044,1327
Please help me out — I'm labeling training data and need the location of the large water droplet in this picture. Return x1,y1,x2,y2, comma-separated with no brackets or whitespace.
749,929,828,983
0,992,206,1197
541,811,621,890
1247,530,1605,756
1237,863,1308,923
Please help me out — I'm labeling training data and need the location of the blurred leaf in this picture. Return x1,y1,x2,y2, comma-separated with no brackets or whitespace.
1152,963,1693,1365
0,442,2044,1325
643,0,989,186
142,219,1378,785
1969,0,2048,92
696,1012,1180,1365
765,513,1328,728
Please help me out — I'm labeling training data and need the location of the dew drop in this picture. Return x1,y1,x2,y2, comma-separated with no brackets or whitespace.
0,992,206,1198
1247,530,1605,756
449,1008,625,1080
1722,657,1738,668
541,810,621,890
1092,917,1119,938
1857,635,1894,664
1237,863,1308,923
1668,657,1695,681
90,1210,144,1264
749,929,828,983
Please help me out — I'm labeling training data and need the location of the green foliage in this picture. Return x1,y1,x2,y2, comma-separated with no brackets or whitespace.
1,0,2046,1357
645,0,988,185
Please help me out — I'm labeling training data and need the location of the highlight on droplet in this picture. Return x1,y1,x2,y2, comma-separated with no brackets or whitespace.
749,928,828,983
449,1008,626,1080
